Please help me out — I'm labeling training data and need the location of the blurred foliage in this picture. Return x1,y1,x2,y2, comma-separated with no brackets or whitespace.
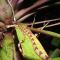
0,0,60,60
0,33,14,60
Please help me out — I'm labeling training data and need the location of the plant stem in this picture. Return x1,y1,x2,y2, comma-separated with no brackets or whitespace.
30,27,60,38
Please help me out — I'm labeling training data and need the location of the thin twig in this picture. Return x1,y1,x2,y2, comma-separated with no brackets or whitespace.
35,22,60,29
15,1,60,20
26,18,60,25
6,24,60,38
6,24,18,28
15,0,48,20
45,22,60,28
41,21,50,30
30,27,60,38
17,12,35,22
31,15,36,28
6,22,60,29
55,1,60,4
7,0,16,22
38,1,60,10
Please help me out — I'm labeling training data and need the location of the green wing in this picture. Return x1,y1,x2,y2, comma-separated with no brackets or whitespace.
15,24,48,60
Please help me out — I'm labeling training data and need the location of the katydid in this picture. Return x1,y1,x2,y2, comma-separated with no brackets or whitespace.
15,24,51,60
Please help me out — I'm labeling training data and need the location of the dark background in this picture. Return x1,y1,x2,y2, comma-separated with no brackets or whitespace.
17,0,60,55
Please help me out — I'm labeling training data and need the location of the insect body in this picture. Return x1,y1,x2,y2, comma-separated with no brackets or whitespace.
15,24,50,60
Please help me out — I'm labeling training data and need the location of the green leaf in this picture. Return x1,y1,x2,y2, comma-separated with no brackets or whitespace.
50,49,60,58
52,57,60,60
0,33,14,60
51,37,60,47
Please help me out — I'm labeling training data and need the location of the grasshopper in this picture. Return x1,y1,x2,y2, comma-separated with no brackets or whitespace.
15,23,51,60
